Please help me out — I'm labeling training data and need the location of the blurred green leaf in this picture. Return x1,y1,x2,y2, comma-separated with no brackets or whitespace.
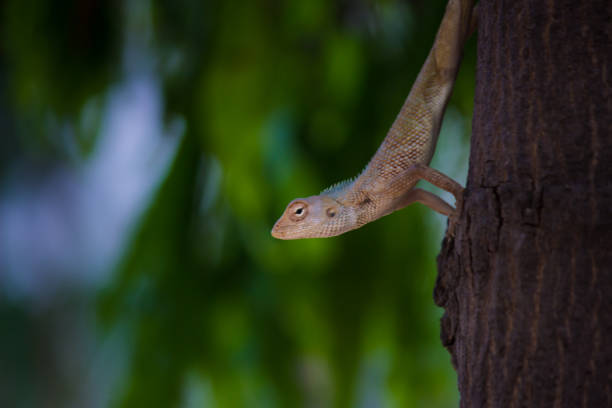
0,0,474,406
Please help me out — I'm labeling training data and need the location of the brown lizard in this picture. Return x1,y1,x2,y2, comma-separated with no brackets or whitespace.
272,0,477,239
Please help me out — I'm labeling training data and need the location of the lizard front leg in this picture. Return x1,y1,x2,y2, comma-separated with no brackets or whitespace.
387,163,463,203
387,163,464,235
392,188,455,216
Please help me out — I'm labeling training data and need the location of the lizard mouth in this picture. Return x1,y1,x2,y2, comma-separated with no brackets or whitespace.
270,219,289,239
271,218,305,240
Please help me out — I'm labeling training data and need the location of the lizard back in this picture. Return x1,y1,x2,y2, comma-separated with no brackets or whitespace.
346,0,473,201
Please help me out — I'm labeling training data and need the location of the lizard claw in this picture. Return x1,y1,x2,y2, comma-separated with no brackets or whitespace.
447,194,463,238
447,212,459,237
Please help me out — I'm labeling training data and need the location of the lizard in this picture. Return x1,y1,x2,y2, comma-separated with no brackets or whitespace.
271,0,477,240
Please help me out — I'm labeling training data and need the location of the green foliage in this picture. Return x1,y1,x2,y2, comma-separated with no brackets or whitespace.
2,0,120,157
1,0,476,406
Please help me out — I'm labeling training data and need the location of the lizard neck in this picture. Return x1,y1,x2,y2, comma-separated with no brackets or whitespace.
337,188,395,228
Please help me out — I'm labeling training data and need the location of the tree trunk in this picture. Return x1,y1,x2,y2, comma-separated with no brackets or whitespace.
434,0,612,406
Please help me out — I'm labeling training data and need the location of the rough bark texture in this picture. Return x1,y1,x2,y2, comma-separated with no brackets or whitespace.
434,0,612,407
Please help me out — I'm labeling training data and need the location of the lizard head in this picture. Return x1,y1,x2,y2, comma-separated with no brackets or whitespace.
271,195,356,239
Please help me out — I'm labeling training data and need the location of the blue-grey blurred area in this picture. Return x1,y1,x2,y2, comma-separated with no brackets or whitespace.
0,0,475,406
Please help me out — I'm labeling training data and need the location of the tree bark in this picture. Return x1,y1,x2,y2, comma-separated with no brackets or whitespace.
434,0,612,406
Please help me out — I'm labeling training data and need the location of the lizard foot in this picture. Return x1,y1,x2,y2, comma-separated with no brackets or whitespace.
446,193,464,238
447,212,459,237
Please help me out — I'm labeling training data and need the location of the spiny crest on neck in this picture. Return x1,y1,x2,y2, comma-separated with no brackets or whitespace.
320,163,369,198
320,177,355,198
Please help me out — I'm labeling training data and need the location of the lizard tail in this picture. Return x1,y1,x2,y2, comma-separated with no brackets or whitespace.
431,0,477,79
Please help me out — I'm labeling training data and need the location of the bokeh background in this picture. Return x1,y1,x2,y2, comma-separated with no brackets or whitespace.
0,0,476,406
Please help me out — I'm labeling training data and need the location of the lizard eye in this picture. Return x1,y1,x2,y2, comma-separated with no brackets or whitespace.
288,202,308,221
326,208,336,218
